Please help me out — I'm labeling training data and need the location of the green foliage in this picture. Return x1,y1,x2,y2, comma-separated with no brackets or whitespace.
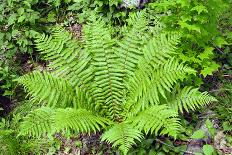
209,80,232,153
17,71,75,108
211,80,232,147
19,107,109,137
0,0,57,102
191,129,206,139
0,115,59,155
129,105,180,137
217,0,232,74
0,0,77,67
205,119,216,137
0,62,18,97
203,144,215,155
66,0,125,23
128,138,188,155
102,123,143,155
167,86,217,113
0,0,40,59
148,0,229,80
0,126,18,155
213,80,232,123
15,12,217,154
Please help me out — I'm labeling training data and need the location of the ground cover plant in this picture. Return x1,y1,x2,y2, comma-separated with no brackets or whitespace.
15,12,217,154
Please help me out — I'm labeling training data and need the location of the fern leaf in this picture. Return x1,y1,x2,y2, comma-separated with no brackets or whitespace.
83,18,124,120
128,105,180,138
19,107,110,137
126,58,195,115
168,86,218,113
73,86,93,110
124,33,182,111
115,11,150,80
101,123,143,155
16,71,75,108
19,107,54,137
138,33,180,69
35,27,93,88
54,108,110,133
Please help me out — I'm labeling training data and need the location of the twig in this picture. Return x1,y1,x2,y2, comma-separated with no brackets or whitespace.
214,46,224,54
222,74,232,77
209,41,224,54
208,88,231,93
155,138,195,155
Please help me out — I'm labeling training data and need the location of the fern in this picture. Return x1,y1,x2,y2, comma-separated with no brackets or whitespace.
54,108,110,133
19,107,110,137
16,11,217,154
35,27,93,89
19,107,54,137
115,11,150,80
83,18,124,120
101,123,143,155
167,86,218,113
16,71,75,108
128,105,180,137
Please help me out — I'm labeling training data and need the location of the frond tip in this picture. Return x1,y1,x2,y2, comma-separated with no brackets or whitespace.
16,71,74,108
101,123,143,155
169,86,218,113
129,105,180,138
19,107,110,137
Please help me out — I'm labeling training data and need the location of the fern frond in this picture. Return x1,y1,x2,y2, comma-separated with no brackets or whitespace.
19,107,110,137
124,33,183,111
167,86,218,113
101,123,143,155
19,107,54,137
126,58,195,115
16,71,75,108
83,18,124,120
128,105,180,138
138,33,180,69
73,86,93,110
35,27,93,88
54,108,110,133
115,11,150,80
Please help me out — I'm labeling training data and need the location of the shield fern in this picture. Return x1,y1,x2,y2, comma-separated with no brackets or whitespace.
16,12,217,154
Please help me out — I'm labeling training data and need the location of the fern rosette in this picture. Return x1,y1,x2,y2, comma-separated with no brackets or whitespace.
16,12,217,154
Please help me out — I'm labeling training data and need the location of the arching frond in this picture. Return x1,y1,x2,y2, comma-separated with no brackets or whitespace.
101,123,143,155
139,33,180,67
35,27,93,89
18,107,54,137
19,107,110,137
128,105,180,138
123,33,183,112
54,108,111,133
125,59,195,115
115,11,150,80
16,71,75,108
167,86,218,113
83,18,124,120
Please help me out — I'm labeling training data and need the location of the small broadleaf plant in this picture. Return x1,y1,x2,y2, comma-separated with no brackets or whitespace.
16,12,217,154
